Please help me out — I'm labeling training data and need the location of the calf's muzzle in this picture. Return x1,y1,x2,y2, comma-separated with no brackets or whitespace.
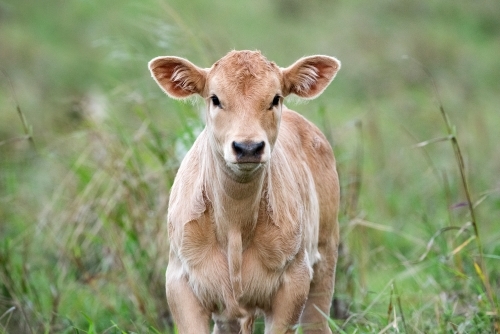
232,141,265,163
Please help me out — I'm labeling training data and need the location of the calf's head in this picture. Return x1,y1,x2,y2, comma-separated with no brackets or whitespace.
149,51,340,179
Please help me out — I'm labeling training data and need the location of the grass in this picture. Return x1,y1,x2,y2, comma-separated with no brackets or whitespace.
1,0,500,332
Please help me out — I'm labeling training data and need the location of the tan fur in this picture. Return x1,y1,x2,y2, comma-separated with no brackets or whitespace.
149,50,341,334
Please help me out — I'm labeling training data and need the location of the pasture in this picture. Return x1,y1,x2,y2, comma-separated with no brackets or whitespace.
1,0,499,332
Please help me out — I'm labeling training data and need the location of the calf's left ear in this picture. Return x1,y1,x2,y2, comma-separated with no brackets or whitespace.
148,56,207,99
282,56,341,99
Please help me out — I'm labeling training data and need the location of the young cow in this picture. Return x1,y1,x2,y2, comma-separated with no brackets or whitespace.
149,50,340,334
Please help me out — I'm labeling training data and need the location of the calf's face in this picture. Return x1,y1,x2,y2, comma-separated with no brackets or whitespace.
206,54,282,177
149,51,340,179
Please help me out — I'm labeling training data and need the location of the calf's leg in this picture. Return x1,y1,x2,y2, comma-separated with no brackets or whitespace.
265,253,310,334
166,255,210,334
300,235,339,333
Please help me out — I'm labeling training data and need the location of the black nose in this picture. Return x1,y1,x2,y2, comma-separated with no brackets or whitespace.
232,141,265,163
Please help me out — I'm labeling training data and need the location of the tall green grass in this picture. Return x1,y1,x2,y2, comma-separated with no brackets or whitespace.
1,0,499,332
332,64,499,332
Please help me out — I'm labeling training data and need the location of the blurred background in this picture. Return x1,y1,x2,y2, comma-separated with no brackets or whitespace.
1,0,499,332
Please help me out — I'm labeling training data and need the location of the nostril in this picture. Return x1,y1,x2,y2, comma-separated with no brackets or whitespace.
232,141,244,156
232,141,265,161
254,141,265,155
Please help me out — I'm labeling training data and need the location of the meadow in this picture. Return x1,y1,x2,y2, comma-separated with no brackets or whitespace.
1,0,499,332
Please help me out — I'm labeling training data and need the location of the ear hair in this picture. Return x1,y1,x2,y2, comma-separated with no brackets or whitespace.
148,56,207,99
282,56,341,99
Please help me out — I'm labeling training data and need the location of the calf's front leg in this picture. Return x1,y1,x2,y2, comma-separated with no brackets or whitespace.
299,240,338,333
265,253,311,334
166,254,211,334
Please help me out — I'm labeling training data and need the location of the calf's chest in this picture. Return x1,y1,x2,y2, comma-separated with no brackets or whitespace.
177,209,303,312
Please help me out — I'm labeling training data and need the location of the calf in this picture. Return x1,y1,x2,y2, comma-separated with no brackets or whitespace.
149,50,340,334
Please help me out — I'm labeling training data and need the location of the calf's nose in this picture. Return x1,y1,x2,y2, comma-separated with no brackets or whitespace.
232,141,265,163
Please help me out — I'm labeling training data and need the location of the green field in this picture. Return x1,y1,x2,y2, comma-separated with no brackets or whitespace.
1,0,499,332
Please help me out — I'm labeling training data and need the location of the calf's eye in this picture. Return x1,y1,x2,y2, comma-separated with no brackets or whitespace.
270,95,281,109
211,95,221,107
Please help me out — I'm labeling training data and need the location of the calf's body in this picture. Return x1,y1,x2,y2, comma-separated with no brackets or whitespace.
149,50,340,333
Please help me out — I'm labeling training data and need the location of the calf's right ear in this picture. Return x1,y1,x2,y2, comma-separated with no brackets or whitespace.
148,56,207,99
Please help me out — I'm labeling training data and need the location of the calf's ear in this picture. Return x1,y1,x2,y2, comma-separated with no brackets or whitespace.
282,56,340,99
148,56,207,99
